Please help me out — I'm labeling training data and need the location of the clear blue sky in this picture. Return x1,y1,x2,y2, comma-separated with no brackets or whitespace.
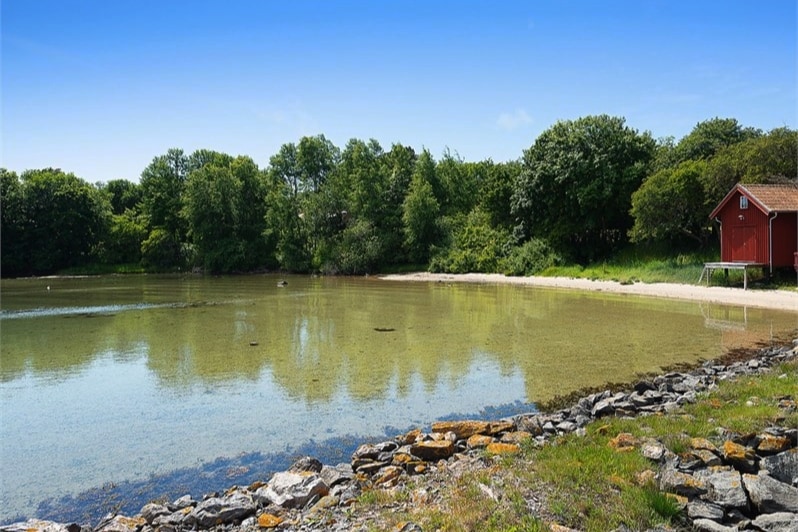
2,1,796,183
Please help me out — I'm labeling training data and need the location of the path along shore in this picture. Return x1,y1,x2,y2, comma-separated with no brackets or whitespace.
379,272,798,312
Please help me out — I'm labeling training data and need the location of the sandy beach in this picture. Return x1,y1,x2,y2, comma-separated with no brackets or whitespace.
379,272,798,312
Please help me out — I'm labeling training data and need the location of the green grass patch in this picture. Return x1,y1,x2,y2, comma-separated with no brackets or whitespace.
348,359,797,531
538,247,714,285
517,360,797,530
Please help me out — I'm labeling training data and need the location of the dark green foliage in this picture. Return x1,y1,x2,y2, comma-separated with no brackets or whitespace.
512,115,656,262
6,168,111,275
141,227,184,270
403,150,441,263
430,209,510,273
629,160,710,245
103,179,142,215
502,238,562,276
183,154,273,273
665,117,761,167
643,488,682,520
703,127,798,206
1,169,26,276
101,212,147,265
478,160,520,231
3,115,791,278
325,219,385,274
140,148,189,268
438,149,478,216
630,125,796,249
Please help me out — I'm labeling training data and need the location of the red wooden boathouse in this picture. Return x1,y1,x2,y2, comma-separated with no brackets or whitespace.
709,183,798,274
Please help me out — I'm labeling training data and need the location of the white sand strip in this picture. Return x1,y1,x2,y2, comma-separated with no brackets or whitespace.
379,272,798,312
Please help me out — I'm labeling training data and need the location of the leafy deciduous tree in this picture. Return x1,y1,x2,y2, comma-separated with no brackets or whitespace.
403,150,441,263
629,160,709,245
512,115,655,262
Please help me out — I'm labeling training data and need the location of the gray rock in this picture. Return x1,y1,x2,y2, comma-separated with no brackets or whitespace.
152,510,189,528
185,491,255,528
289,456,323,473
633,379,656,392
686,500,725,520
692,518,735,532
168,494,196,511
556,420,577,433
139,503,170,525
760,448,798,486
743,472,798,513
692,449,723,468
256,471,329,509
94,515,146,532
1,520,71,532
659,466,707,496
641,441,667,462
695,468,748,510
351,441,398,461
320,463,354,487
677,391,697,405
750,512,798,532
515,415,544,435
591,398,615,417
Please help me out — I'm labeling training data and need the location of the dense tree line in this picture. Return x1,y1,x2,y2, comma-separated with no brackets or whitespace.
1,116,795,277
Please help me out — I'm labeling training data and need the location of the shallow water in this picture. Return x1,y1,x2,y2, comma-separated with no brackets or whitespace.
1,274,795,523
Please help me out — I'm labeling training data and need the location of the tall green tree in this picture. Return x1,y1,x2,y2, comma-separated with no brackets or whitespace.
1,169,26,276
140,148,189,268
664,117,761,168
265,143,310,271
184,162,241,272
512,115,656,262
703,127,798,206
437,149,478,216
184,155,272,273
476,159,520,231
15,169,110,274
103,179,142,215
379,143,417,263
630,127,797,248
629,160,710,245
297,134,339,193
403,150,440,263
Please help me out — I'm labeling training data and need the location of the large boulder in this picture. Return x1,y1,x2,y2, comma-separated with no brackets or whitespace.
410,440,455,461
659,466,707,497
760,448,797,486
431,420,512,439
750,512,798,532
185,491,256,528
721,441,758,473
743,472,798,513
95,515,146,532
0,520,73,532
695,468,748,510
255,471,329,509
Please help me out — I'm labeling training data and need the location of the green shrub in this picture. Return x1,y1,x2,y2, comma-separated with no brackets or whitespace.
502,238,562,276
430,210,510,273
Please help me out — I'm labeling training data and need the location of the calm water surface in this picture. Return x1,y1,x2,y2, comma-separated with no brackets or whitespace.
1,274,795,522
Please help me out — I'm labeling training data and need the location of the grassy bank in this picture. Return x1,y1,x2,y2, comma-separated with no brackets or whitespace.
353,357,797,531
536,246,796,290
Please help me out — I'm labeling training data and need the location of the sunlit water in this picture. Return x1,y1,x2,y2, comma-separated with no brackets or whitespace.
1,274,795,523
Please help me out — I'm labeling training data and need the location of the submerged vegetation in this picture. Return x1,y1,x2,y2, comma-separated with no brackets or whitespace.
2,116,795,278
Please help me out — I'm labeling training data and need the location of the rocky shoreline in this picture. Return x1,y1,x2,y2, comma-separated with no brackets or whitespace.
4,341,797,532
